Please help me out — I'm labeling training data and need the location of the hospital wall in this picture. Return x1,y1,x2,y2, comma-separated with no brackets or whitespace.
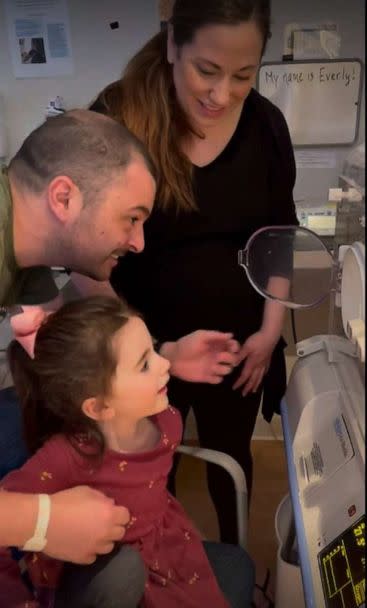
0,0,364,203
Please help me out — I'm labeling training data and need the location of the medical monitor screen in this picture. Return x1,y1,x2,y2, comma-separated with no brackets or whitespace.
318,514,365,607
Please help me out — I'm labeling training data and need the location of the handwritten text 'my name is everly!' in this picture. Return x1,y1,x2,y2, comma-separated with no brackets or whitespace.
265,65,356,87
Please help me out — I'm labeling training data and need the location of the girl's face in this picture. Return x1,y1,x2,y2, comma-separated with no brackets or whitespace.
104,316,170,422
168,21,263,129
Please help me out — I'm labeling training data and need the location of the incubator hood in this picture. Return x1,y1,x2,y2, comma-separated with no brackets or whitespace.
238,225,365,361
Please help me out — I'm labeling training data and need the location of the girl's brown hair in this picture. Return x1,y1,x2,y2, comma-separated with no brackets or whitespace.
7,296,133,458
91,0,271,213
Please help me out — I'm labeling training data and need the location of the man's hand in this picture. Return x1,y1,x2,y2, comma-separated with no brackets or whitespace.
160,331,240,384
232,330,278,396
45,486,130,564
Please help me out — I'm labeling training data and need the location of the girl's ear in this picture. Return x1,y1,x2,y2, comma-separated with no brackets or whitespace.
82,397,115,422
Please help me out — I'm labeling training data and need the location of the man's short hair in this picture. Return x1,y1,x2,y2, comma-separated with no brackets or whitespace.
8,109,156,204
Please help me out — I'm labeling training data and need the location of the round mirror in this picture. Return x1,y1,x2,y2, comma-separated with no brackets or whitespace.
238,226,335,309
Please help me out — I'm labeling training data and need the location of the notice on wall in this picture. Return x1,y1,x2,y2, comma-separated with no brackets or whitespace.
294,149,337,169
4,0,74,78
283,22,340,61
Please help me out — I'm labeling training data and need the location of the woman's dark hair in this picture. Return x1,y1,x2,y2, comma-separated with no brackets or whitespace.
7,296,133,459
171,0,271,54
91,0,271,213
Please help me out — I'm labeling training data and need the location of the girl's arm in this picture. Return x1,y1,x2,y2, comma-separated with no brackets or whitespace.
0,435,75,496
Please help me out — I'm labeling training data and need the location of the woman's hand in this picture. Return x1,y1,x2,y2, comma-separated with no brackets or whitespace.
160,331,240,384
232,330,279,396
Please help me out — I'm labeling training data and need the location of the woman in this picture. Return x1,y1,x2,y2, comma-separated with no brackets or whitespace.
91,0,298,546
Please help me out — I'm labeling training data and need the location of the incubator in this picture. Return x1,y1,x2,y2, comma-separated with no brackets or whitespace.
239,222,365,608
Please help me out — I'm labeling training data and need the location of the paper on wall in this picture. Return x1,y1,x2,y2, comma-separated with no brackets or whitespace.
294,149,337,169
293,28,341,60
4,0,74,78
283,22,340,60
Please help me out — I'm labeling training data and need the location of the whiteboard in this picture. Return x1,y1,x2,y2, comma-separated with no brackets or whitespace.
257,59,363,146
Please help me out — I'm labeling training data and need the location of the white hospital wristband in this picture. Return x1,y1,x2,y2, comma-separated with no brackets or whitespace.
22,494,51,552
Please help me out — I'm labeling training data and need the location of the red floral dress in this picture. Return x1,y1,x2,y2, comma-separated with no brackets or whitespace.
0,406,229,608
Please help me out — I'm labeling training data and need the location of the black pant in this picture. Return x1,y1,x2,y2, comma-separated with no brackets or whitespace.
167,371,262,545
55,545,145,608
55,542,255,608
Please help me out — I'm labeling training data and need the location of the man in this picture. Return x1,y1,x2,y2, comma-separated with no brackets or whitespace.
0,110,239,605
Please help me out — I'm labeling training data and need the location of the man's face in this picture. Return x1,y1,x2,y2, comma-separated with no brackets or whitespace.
68,158,156,280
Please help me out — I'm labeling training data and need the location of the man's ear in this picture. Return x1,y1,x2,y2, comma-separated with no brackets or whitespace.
82,397,115,422
167,24,176,65
47,175,82,224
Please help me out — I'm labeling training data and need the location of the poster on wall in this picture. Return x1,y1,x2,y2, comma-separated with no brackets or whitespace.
4,0,74,78
283,22,340,61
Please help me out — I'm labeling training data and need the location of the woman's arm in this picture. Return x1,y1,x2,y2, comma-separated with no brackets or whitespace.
260,276,290,342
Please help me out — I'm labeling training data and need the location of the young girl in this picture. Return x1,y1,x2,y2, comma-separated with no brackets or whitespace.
0,296,252,608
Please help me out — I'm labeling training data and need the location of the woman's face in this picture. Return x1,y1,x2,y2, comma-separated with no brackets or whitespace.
168,21,263,129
